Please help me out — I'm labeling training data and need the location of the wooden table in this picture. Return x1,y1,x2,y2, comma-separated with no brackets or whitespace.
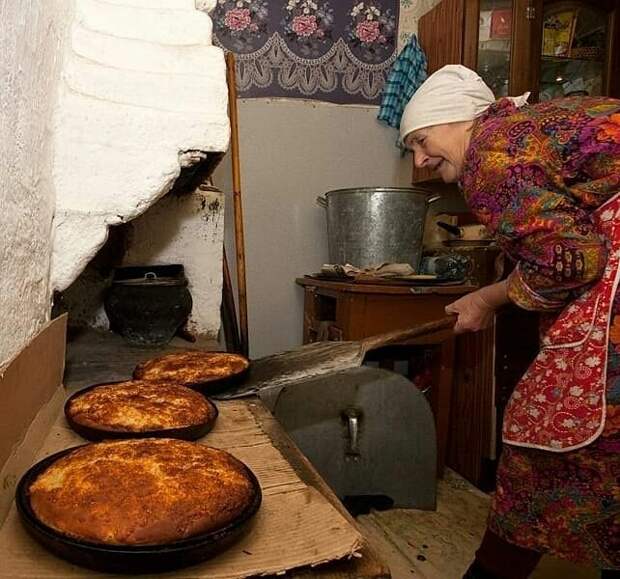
296,277,478,476
64,329,390,579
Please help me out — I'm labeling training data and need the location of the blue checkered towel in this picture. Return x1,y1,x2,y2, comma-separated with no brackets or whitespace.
378,34,427,132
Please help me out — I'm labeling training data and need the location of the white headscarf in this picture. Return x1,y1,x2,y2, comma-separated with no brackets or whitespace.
399,64,530,143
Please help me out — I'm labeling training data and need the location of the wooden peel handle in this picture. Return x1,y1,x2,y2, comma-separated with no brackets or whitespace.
361,316,457,353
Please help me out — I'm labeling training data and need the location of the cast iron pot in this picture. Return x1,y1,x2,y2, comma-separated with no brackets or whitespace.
104,265,192,347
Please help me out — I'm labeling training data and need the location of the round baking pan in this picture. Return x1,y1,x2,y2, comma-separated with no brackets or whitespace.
16,446,262,574
133,352,251,396
64,382,219,442
182,362,250,396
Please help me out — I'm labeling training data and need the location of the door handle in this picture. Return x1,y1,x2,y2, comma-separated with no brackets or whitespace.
343,408,362,456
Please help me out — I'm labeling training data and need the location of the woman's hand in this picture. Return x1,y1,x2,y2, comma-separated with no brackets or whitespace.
445,280,510,333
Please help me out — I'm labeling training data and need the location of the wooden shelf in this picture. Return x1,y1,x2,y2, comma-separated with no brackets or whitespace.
542,53,604,63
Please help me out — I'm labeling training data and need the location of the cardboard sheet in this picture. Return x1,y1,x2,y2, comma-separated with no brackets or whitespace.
0,318,363,578
0,316,67,522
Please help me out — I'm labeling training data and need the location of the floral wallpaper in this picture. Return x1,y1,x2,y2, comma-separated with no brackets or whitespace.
213,0,401,104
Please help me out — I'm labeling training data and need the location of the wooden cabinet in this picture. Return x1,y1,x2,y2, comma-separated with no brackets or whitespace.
413,0,620,182
295,277,543,487
295,277,506,485
539,1,620,101
296,277,478,479
420,0,540,96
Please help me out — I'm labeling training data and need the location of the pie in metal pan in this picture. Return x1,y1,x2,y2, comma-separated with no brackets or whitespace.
64,380,219,441
17,438,262,573
133,351,250,395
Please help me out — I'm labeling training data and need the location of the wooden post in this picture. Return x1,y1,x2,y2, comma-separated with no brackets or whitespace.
221,247,241,354
225,52,249,357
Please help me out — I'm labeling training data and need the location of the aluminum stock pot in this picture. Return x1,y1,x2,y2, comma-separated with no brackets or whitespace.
317,186,440,269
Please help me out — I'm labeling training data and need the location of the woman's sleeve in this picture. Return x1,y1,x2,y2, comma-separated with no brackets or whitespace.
499,186,608,311
466,158,608,312
463,104,620,312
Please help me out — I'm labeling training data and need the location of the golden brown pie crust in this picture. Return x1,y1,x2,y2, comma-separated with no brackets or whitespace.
28,439,257,545
134,351,249,386
66,380,217,433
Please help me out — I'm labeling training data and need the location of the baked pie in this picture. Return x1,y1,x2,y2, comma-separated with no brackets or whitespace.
65,380,217,439
27,439,260,545
133,351,249,391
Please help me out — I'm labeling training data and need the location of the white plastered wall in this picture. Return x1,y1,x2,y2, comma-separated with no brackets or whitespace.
214,99,413,358
49,0,230,300
46,0,230,339
0,0,74,368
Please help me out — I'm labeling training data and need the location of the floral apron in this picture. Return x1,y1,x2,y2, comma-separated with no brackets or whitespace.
490,194,620,570
503,193,620,451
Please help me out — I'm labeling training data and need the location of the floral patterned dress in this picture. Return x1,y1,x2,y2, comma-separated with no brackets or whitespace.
461,97,620,569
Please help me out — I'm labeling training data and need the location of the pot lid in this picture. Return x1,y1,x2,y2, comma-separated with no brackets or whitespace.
112,271,187,287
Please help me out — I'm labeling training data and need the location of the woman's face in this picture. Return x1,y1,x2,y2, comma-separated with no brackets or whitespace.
405,121,473,183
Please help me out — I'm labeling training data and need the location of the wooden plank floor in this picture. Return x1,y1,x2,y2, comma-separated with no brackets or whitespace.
357,469,600,579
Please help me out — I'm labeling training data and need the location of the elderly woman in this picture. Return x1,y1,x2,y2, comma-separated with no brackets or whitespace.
400,65,620,579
